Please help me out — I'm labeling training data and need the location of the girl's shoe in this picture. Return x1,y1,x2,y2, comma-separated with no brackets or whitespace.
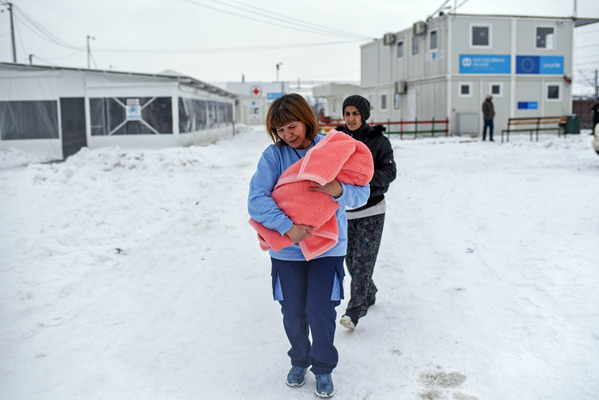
339,315,356,330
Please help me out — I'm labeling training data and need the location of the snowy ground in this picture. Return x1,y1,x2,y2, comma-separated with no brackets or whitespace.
1,128,598,400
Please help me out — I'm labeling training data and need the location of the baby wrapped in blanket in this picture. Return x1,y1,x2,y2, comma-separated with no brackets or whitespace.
249,129,374,260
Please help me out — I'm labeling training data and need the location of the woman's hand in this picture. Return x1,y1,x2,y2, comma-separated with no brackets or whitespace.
285,224,315,243
308,179,342,198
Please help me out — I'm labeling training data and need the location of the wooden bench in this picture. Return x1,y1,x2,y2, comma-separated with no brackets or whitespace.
501,116,568,143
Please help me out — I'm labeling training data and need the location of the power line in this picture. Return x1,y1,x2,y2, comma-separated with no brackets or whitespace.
577,69,596,87
209,0,372,40
179,0,371,40
28,54,60,67
41,49,84,61
301,69,361,81
11,4,83,50
6,0,367,58
574,54,599,61
575,43,599,50
575,28,599,36
576,61,599,66
94,39,361,54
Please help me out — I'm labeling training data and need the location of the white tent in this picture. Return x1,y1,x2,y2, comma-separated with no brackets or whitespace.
0,63,237,160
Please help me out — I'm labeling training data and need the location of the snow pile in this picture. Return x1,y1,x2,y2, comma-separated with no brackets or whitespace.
0,147,56,168
1,129,597,400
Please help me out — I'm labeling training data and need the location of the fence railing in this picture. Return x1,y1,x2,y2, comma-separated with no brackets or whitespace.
320,117,449,139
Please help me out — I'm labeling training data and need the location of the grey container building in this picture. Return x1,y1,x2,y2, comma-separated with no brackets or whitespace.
360,13,598,136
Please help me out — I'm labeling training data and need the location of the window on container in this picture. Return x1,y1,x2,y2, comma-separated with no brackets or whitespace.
394,93,401,110
459,83,472,97
396,41,404,58
490,83,502,97
546,84,560,101
0,100,59,140
179,98,193,133
381,94,387,110
430,30,438,50
218,102,226,126
412,36,420,55
536,27,555,49
217,102,233,126
471,25,490,47
194,99,207,130
208,101,218,128
179,98,207,133
90,97,172,136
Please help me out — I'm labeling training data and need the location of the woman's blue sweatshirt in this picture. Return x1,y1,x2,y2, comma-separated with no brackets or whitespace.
248,135,370,261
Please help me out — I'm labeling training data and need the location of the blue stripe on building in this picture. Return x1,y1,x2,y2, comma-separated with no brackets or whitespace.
459,55,511,74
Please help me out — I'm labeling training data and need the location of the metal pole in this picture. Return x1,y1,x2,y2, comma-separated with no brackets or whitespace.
595,69,598,99
86,35,95,69
400,118,404,139
8,2,16,62
415,117,418,138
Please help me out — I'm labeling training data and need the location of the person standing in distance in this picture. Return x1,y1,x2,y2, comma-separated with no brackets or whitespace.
590,97,599,133
336,95,397,330
482,95,495,141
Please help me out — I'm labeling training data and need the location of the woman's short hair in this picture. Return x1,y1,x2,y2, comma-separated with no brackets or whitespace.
265,93,320,146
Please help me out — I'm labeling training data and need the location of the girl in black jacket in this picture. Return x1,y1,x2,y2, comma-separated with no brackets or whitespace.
336,95,397,330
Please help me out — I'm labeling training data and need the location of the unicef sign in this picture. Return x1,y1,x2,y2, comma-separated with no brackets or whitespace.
516,56,563,74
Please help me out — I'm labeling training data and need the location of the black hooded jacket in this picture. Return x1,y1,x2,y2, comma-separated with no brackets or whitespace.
336,123,397,212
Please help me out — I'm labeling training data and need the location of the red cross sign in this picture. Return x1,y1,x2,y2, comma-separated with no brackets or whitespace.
250,85,262,97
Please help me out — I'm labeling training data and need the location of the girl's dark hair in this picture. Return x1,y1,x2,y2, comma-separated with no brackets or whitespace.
265,93,320,146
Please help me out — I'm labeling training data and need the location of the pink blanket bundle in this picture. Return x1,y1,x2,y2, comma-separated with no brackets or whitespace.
249,130,374,260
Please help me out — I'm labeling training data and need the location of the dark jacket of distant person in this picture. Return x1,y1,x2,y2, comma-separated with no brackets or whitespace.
336,123,396,212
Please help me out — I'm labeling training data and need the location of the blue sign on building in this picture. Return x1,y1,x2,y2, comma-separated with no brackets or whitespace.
516,56,564,74
267,92,283,100
518,101,539,110
459,55,511,74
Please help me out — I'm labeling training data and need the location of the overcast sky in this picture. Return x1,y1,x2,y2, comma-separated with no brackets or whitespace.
0,0,597,94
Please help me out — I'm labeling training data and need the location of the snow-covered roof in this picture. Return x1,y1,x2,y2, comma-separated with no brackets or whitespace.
0,62,237,99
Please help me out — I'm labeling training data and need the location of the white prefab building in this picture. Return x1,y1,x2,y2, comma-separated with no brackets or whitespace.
226,81,289,126
312,83,361,121
360,13,599,136
0,63,237,160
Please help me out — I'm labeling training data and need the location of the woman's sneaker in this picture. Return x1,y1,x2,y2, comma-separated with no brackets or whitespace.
314,373,335,397
286,366,308,387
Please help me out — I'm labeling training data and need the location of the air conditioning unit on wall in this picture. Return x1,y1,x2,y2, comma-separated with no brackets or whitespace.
395,81,407,94
413,21,426,36
383,33,396,45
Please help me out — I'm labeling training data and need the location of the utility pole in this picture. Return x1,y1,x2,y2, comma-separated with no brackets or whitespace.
86,35,95,69
595,69,598,99
8,2,16,62
276,62,284,96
